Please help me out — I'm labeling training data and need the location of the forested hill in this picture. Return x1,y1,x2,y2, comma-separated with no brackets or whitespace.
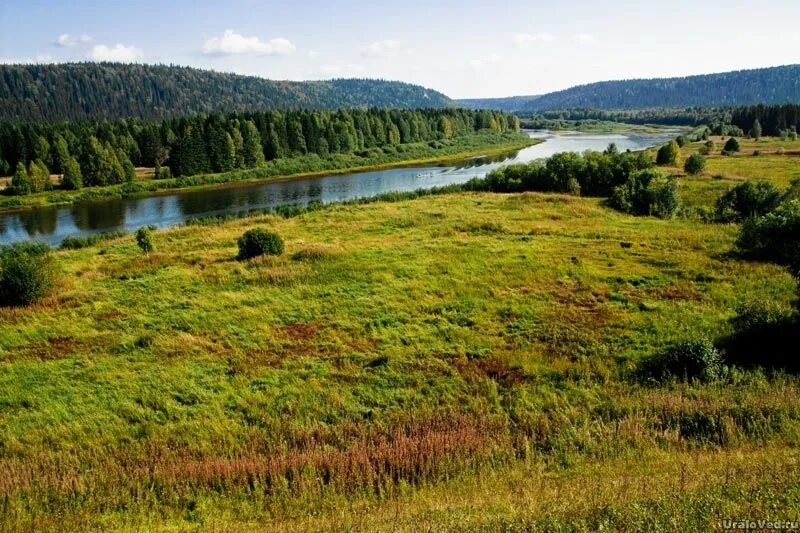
458,65,800,112
0,63,454,122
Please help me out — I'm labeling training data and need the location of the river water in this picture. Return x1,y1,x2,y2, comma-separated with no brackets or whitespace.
0,130,677,245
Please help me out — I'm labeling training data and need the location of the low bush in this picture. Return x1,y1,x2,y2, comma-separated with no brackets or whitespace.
609,169,680,218
0,242,57,306
237,228,284,260
715,181,782,222
638,338,725,383
684,153,706,175
720,300,799,372
736,200,800,275
722,137,740,155
135,227,154,255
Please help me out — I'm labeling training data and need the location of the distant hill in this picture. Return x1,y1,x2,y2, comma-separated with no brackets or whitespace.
0,63,454,122
458,95,540,112
458,65,800,113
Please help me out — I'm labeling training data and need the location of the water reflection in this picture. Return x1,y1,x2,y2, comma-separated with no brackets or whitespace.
0,131,678,246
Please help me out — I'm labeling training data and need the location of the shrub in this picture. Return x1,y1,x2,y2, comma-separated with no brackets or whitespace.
715,181,782,222
683,153,706,175
0,242,57,306
610,169,680,218
720,300,799,371
736,200,800,275
722,137,740,155
135,227,154,255
656,140,681,166
639,338,725,383
237,228,284,260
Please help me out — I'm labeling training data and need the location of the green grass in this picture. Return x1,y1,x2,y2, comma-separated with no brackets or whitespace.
1,184,799,530
0,132,536,212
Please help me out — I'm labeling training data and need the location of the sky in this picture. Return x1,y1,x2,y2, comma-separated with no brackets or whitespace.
1,0,799,99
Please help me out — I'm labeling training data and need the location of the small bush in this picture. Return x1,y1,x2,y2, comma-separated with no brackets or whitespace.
0,242,57,306
715,181,782,222
721,300,799,371
736,200,800,275
722,137,740,155
237,228,284,260
656,140,681,166
639,338,725,383
683,153,706,175
135,227,154,255
610,169,680,218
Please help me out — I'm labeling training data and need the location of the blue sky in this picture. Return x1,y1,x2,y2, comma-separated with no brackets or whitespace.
1,0,799,98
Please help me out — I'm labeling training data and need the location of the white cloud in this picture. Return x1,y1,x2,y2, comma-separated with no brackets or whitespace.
89,43,144,62
362,39,402,58
57,34,76,47
307,50,319,59
202,30,295,56
514,32,555,46
574,33,594,43
56,34,92,47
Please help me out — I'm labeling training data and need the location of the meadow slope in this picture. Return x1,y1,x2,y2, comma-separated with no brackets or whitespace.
1,177,799,530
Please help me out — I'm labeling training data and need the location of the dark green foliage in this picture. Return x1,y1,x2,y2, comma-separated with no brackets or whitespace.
736,200,800,275
683,153,706,175
60,230,127,250
610,169,680,218
731,104,800,137
715,181,781,222
0,108,518,181
638,338,725,383
10,161,31,195
722,138,740,155
237,228,284,260
655,141,681,166
0,63,453,122
468,65,800,112
0,242,57,306
482,150,652,197
60,156,83,190
135,227,154,255
720,300,799,372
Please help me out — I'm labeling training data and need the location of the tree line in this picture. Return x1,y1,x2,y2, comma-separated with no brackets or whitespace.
0,108,519,194
730,104,800,138
0,63,455,122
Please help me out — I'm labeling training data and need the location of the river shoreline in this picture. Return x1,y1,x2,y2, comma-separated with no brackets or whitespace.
0,134,538,215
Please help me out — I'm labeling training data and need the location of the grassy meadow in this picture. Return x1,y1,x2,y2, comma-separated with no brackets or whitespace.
2,133,800,530
672,135,800,211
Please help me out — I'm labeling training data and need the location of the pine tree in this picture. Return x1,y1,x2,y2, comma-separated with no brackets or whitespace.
61,156,83,190
11,161,32,195
241,120,265,167
751,119,762,140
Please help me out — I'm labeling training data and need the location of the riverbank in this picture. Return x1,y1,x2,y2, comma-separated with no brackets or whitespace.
0,132,537,214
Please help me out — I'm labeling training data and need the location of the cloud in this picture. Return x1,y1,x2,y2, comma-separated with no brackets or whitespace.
513,32,555,46
202,30,295,56
55,33,93,47
574,33,594,43
362,39,401,58
89,43,144,62
0,54,54,65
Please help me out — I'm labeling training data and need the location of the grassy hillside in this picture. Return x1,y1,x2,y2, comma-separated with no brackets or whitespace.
458,64,800,112
1,147,799,529
0,63,454,122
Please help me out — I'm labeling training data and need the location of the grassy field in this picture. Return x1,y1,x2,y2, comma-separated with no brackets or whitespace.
0,132,536,213
649,135,800,211
1,155,799,530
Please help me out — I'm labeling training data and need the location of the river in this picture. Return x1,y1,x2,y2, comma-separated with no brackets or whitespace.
0,130,677,246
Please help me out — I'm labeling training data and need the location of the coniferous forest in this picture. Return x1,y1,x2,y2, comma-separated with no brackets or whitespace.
0,108,519,193
0,63,454,122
